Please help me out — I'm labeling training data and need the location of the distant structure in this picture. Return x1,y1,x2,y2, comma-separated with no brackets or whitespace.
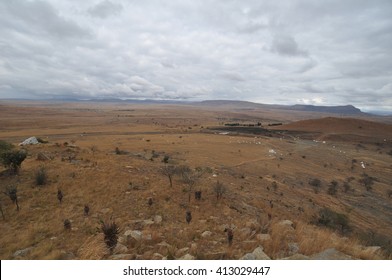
186,210,192,224
57,190,63,203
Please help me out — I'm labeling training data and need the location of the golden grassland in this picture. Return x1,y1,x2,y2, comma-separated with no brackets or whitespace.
0,101,391,259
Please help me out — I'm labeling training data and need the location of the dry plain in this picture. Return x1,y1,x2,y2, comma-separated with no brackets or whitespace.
0,100,392,260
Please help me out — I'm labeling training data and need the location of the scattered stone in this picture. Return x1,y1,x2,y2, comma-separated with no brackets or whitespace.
143,219,155,226
109,254,135,260
241,247,271,260
152,253,164,260
175,247,189,258
118,236,126,245
277,220,294,228
190,243,198,254
362,246,382,256
282,254,309,260
311,248,353,260
143,233,152,241
201,231,212,238
241,253,256,260
178,253,195,260
156,241,172,255
239,228,252,239
100,208,112,214
58,251,75,260
113,243,128,254
153,215,163,224
252,247,271,260
124,230,143,242
288,242,300,255
13,247,33,258
256,234,271,242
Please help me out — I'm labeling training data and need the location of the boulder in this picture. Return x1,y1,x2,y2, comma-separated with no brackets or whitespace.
311,248,353,260
20,137,39,146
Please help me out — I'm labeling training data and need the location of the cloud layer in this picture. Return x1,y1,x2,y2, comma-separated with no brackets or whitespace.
0,0,391,111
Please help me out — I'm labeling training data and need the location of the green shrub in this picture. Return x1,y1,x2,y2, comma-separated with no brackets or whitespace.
1,150,27,174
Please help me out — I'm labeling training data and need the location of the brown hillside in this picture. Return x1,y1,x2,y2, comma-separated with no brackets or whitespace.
276,117,392,142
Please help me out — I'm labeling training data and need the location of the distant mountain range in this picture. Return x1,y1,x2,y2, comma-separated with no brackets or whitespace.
1,97,375,115
193,100,363,115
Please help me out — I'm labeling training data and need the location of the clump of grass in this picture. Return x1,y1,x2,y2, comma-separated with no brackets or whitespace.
35,166,48,186
64,219,71,230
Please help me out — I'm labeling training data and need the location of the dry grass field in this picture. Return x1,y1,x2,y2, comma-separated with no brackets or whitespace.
1,101,391,260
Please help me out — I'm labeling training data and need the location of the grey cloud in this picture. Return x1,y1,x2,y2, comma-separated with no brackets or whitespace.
0,0,391,112
88,0,123,19
0,0,90,39
271,35,308,57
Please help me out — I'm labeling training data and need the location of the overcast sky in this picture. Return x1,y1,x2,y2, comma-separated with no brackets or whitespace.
1,0,391,111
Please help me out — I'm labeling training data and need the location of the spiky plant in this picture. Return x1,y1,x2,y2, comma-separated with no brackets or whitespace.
64,219,71,230
0,200,5,220
84,205,90,216
101,220,120,253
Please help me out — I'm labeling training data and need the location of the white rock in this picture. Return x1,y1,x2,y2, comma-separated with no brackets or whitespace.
19,137,39,146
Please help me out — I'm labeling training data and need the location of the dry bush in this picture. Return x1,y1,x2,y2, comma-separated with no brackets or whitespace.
35,166,48,186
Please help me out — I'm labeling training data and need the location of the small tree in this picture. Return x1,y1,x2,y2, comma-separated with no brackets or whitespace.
180,167,203,203
0,150,27,174
5,186,19,211
214,181,226,200
161,165,176,188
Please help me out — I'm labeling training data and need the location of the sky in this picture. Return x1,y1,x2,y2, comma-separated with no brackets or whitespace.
0,0,391,111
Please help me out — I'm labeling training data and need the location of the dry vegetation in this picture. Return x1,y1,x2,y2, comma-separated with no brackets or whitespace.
0,101,391,260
